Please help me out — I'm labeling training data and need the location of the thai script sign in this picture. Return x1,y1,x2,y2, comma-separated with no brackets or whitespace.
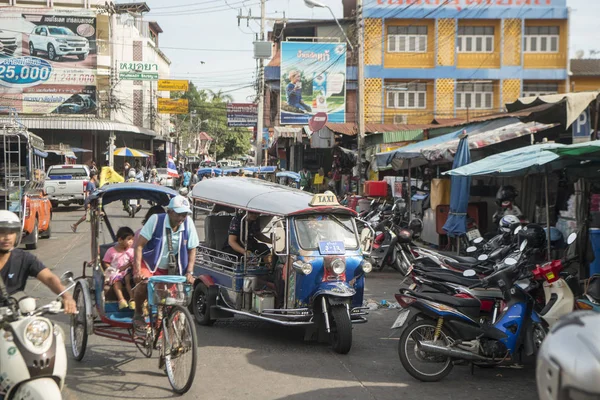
118,62,159,81
226,103,258,127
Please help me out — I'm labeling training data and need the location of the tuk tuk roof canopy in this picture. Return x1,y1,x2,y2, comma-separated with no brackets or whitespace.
191,177,355,216
89,182,178,206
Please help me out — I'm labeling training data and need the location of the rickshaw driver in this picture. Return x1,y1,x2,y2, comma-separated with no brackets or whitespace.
132,195,199,330
223,212,272,258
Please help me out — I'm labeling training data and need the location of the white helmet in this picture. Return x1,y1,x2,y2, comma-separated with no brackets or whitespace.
499,214,520,233
128,168,136,179
0,210,22,247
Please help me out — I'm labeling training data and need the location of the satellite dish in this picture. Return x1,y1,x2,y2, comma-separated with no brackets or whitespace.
575,50,585,59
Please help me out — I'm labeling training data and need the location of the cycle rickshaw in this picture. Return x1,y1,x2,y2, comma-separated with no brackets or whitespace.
69,183,198,394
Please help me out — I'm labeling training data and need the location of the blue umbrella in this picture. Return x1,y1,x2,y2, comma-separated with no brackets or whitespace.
443,135,471,237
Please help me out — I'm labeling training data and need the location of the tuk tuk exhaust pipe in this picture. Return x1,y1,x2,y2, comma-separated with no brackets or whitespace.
322,297,330,333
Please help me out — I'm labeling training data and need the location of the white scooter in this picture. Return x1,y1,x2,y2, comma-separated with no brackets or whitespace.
0,272,75,399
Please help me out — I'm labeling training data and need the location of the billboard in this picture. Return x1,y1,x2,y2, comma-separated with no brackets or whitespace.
158,98,188,114
0,9,97,115
280,42,346,125
227,103,258,127
158,79,189,91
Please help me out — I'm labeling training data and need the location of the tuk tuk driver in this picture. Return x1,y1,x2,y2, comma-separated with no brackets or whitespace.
132,195,199,330
223,212,272,258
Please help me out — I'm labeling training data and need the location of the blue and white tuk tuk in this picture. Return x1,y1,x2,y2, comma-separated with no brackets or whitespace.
189,178,373,354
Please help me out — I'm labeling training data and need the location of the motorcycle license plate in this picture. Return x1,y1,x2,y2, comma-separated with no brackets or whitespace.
129,199,137,205
467,229,482,241
391,309,410,329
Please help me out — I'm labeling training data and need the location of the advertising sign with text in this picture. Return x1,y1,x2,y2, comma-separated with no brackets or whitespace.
158,98,188,114
227,103,258,127
158,79,189,91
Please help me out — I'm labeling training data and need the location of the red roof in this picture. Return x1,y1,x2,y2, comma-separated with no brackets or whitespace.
199,131,213,141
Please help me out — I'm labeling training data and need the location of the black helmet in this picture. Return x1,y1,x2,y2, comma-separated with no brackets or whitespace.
409,218,423,237
519,223,546,249
496,185,518,206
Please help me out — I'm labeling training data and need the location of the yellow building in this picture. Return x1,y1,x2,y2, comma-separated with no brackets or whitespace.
361,0,569,124
571,59,600,93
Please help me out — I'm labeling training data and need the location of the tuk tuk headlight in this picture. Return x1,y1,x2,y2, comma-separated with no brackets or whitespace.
331,259,346,275
292,260,313,275
361,261,373,274
25,319,51,347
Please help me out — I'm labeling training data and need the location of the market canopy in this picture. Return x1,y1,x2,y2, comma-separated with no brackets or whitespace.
443,143,568,177
547,140,600,159
375,118,556,170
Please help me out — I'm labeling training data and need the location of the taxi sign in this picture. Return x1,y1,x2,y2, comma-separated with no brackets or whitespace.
309,191,339,207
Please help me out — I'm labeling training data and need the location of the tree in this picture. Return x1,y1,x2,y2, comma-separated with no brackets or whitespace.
208,89,234,103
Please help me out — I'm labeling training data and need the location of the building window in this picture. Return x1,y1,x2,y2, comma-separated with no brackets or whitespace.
524,26,559,53
456,82,493,110
457,26,494,53
522,82,558,98
386,83,427,109
387,26,428,53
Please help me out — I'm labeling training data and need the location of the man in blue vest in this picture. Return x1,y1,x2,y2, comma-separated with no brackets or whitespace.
132,195,199,329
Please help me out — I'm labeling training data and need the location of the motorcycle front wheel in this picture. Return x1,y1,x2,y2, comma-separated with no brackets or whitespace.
398,319,454,382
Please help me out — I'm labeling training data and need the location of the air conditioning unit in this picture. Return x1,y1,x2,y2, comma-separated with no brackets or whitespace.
393,114,408,124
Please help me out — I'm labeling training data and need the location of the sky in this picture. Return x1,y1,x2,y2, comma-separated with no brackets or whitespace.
138,0,600,102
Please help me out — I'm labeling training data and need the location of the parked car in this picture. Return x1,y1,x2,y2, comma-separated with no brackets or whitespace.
200,160,217,168
0,30,18,58
29,25,89,61
44,164,90,208
155,168,175,189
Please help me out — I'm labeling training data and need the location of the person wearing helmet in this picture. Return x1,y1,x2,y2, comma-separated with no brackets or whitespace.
0,211,76,313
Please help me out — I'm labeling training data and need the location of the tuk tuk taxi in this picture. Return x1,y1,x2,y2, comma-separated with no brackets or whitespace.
190,178,373,354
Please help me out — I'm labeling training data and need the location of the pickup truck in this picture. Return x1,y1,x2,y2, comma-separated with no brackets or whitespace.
44,164,90,208
29,25,90,61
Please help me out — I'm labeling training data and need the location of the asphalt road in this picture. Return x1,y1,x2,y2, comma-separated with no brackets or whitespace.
23,204,538,400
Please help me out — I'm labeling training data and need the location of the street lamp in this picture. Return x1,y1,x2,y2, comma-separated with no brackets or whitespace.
303,0,354,51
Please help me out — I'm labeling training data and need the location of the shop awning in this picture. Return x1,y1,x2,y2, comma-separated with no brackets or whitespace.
375,118,557,170
274,126,302,143
0,117,158,137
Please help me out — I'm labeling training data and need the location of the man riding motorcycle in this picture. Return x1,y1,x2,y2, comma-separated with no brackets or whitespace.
0,211,76,313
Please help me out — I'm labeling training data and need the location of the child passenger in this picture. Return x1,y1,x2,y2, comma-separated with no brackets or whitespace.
103,227,136,310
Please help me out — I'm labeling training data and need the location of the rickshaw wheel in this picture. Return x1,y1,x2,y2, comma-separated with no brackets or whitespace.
163,305,198,394
132,327,153,358
330,305,352,355
191,283,215,326
70,283,88,361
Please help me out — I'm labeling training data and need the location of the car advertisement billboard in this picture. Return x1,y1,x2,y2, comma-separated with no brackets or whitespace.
227,103,258,127
280,41,346,125
0,9,97,115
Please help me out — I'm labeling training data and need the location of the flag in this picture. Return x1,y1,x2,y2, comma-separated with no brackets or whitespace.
167,156,179,177
99,166,124,187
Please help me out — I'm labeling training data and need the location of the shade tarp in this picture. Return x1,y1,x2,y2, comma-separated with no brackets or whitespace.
444,143,567,177
442,135,471,237
547,140,600,158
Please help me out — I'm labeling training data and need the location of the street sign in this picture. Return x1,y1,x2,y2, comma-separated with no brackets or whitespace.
572,109,591,143
158,98,188,114
158,79,189,91
118,62,159,81
227,103,258,127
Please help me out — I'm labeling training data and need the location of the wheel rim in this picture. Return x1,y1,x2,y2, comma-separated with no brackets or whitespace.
195,290,206,318
404,324,451,377
533,325,546,350
164,308,195,392
49,46,54,59
29,43,33,53
70,287,85,356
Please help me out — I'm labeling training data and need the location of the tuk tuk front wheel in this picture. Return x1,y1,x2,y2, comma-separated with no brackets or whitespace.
191,282,215,326
330,305,352,354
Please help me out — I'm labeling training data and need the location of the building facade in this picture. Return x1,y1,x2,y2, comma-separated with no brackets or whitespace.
358,0,569,124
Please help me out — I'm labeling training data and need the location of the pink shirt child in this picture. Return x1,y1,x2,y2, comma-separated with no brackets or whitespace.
103,246,134,284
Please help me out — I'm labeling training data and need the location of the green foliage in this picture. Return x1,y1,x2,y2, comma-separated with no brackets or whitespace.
173,83,251,159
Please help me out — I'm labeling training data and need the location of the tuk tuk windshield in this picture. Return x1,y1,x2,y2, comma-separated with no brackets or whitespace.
294,215,358,250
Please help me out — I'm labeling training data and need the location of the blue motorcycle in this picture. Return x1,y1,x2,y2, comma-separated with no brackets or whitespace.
391,240,547,382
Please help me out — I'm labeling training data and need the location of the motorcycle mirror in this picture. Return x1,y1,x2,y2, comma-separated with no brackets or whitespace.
519,239,528,252
60,271,74,286
473,237,484,244
567,232,577,245
478,254,489,261
514,225,523,235
466,246,477,253
505,257,517,266
463,269,477,277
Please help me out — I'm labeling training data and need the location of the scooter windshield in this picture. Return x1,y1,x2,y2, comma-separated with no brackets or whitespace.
294,215,358,250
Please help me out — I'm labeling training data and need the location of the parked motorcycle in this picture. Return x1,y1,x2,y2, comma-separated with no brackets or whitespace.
575,274,600,312
391,240,547,382
0,272,75,399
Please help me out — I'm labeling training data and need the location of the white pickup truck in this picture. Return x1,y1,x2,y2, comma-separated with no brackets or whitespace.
44,164,90,208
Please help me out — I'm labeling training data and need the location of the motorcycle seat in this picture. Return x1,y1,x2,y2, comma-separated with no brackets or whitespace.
418,270,482,287
406,289,481,309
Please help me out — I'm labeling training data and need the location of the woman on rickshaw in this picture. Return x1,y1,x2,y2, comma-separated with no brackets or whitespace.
132,195,198,331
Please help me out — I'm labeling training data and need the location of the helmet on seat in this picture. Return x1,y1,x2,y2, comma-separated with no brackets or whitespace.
499,214,521,233
128,168,136,179
519,223,546,249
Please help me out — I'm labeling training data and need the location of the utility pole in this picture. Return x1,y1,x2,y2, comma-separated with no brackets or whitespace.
256,0,266,167
356,0,365,195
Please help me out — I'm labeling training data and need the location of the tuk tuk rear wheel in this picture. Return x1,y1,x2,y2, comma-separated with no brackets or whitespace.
191,283,215,326
25,220,38,250
330,305,352,354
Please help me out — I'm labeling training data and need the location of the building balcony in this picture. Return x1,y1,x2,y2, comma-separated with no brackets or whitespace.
524,53,567,69
385,51,435,69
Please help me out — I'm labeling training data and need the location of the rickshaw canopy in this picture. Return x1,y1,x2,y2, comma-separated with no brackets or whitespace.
191,177,355,216
89,182,178,206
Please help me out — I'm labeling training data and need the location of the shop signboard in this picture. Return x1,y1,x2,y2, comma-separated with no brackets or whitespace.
118,62,159,81
158,79,189,91
158,98,188,114
0,8,97,115
226,103,258,127
280,41,346,125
